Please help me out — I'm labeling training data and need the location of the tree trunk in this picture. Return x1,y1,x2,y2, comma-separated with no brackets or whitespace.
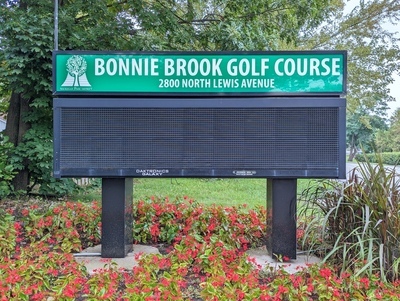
4,91,31,192
348,147,357,162
347,135,357,162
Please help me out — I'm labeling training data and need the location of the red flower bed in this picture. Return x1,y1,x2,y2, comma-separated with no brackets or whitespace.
0,197,399,300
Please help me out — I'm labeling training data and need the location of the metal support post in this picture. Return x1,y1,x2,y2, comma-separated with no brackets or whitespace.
266,179,297,260
101,178,133,258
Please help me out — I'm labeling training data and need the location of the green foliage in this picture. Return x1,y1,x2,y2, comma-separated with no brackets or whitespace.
356,152,400,165
346,106,388,159
0,134,16,197
132,197,266,249
0,96,9,113
0,210,16,258
0,1,57,195
299,157,400,281
0,1,53,98
299,0,400,154
300,0,400,113
375,108,400,152
127,0,336,51
0,0,134,196
9,122,78,196
374,129,394,153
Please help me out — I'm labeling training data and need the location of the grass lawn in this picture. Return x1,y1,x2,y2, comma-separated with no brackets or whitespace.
77,178,313,208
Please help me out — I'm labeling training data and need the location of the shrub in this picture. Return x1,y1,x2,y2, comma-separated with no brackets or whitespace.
299,157,400,281
356,152,400,165
0,210,17,258
132,197,266,250
9,200,102,253
0,134,16,198
10,124,79,196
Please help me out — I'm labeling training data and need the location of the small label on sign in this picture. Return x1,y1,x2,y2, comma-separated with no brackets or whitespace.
233,170,257,176
136,169,169,176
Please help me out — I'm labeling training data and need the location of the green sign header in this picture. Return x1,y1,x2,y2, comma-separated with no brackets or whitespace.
53,51,346,95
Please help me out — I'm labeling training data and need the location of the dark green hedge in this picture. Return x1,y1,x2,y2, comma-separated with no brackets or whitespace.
355,152,400,165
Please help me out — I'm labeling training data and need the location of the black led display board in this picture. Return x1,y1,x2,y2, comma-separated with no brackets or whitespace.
53,97,346,179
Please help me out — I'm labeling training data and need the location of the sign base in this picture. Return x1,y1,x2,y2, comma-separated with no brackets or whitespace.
101,178,133,258
266,179,297,260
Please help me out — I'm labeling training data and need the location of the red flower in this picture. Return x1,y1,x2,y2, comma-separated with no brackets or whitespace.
65,219,73,228
333,289,341,297
319,267,332,279
226,270,240,282
63,284,77,298
175,265,187,275
296,229,304,239
360,277,370,289
44,216,53,227
13,221,22,232
6,270,21,284
260,295,272,301
31,293,45,301
277,285,288,294
178,279,187,288
282,255,290,262
236,289,245,299
208,222,216,232
150,224,160,238
290,275,302,288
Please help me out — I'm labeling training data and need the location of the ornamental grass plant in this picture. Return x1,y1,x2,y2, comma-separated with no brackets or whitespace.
299,155,400,281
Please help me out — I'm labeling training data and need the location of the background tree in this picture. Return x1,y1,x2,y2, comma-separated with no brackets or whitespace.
0,0,348,195
375,108,400,152
0,0,134,195
297,0,400,157
387,109,400,151
347,106,388,160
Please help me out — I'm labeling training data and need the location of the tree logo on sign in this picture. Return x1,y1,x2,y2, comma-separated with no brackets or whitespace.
61,55,91,87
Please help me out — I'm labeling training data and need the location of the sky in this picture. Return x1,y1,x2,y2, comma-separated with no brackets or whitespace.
346,0,400,117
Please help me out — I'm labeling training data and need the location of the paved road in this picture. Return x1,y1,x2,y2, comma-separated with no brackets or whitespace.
346,162,400,179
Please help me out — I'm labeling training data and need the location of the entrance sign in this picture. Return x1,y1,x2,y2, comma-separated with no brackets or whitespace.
53,51,346,96
52,50,347,260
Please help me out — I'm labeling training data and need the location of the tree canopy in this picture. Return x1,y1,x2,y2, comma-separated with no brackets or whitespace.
301,0,399,109
298,0,400,155
0,0,399,194
375,108,400,152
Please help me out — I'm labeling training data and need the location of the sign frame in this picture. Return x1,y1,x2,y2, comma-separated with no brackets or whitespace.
52,50,347,260
52,50,347,97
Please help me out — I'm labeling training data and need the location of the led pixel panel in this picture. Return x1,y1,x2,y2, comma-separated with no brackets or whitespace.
53,98,346,178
